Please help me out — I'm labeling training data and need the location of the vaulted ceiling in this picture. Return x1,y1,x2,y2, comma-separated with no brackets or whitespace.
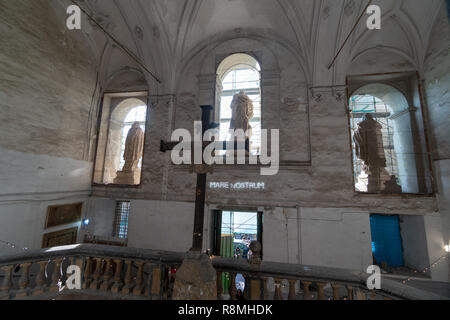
78,0,445,91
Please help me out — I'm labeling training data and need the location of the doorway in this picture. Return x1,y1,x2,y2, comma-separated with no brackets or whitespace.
370,214,405,268
212,210,263,295
213,211,263,258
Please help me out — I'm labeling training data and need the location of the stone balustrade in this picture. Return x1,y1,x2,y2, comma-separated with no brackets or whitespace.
0,244,446,300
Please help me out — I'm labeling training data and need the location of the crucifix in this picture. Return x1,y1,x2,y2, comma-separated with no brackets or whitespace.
160,105,249,252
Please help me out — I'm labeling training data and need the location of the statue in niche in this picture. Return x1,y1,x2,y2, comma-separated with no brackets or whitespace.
383,175,403,194
353,114,391,193
114,122,145,185
229,91,254,154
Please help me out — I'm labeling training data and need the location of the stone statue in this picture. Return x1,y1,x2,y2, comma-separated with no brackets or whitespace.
229,91,254,135
114,122,145,185
123,122,145,171
228,91,254,154
383,175,403,194
248,241,262,265
353,114,389,193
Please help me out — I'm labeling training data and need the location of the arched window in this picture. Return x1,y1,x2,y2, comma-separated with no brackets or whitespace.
216,54,261,155
349,83,430,194
93,95,147,185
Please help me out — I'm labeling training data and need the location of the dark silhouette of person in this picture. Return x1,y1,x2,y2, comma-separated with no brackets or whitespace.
236,289,246,300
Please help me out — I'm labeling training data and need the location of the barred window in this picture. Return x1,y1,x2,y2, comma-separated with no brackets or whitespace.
113,201,130,239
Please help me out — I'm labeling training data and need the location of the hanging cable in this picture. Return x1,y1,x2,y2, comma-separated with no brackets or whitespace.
328,0,374,70
69,0,161,84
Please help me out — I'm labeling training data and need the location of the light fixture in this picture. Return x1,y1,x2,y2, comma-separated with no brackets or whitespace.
445,245,449,253
82,218,90,226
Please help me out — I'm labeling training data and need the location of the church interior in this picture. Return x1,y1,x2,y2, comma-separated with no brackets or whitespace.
0,0,449,301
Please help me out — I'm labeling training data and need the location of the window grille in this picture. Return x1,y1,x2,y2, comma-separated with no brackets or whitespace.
113,201,130,239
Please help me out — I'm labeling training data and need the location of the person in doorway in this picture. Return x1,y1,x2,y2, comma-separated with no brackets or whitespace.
236,289,246,300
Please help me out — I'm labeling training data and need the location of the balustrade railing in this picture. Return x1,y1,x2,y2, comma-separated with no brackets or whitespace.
0,244,445,300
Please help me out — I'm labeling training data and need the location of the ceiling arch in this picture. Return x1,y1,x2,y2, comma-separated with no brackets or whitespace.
82,0,444,88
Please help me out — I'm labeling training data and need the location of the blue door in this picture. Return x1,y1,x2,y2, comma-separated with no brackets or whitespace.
370,215,404,267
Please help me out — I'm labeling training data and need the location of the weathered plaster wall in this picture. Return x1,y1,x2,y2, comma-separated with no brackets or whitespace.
424,214,449,281
88,197,373,271
0,197,87,251
93,35,437,215
400,215,430,274
84,198,117,239
89,29,442,276
425,11,450,162
423,8,450,278
128,200,195,253
0,1,97,248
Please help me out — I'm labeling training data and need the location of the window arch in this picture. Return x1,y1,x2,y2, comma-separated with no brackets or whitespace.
349,83,429,194
216,54,261,156
93,95,147,186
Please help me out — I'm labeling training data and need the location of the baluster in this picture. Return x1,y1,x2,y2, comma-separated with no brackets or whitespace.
216,271,223,300
245,274,252,299
316,282,326,300
0,265,13,300
133,262,145,296
250,278,261,300
301,281,312,300
15,262,32,298
229,272,237,300
288,280,297,300
356,290,366,300
262,277,269,300
346,286,354,300
168,266,177,298
100,259,113,291
144,265,152,297
273,278,283,300
369,291,377,300
122,260,134,294
49,258,63,293
150,266,162,298
111,260,124,293
332,283,341,300
71,256,83,271
90,258,104,290
162,266,169,299
33,261,48,295
82,257,93,289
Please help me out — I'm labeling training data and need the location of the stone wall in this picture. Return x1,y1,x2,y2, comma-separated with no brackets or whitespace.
93,35,437,214
0,0,97,250
424,8,450,275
